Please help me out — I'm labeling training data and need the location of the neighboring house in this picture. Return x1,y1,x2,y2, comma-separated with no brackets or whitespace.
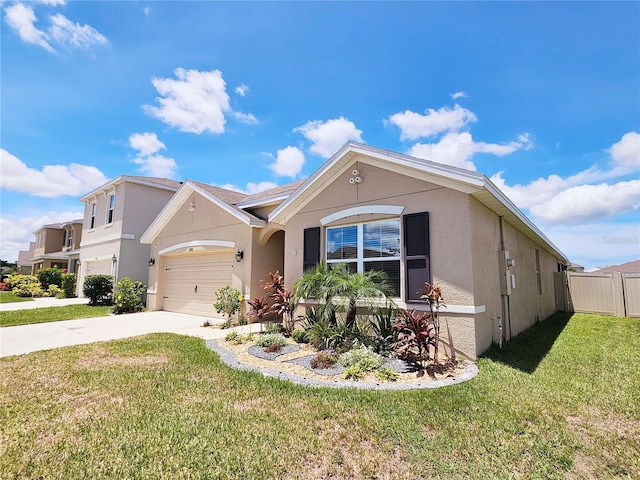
17,242,35,275
142,143,568,360
592,260,640,274
568,262,585,272
77,176,181,296
31,220,83,274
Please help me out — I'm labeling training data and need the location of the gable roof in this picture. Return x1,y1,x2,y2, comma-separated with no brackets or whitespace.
17,242,35,266
79,175,181,201
592,259,640,274
269,142,568,262
140,180,267,244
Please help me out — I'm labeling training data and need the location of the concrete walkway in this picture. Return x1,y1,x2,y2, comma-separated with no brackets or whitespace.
0,297,90,311
0,306,262,357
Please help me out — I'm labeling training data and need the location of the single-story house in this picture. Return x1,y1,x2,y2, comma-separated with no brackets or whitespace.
142,143,568,359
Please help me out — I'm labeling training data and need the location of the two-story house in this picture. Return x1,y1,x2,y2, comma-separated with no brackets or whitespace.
31,219,83,274
77,176,180,296
16,242,35,275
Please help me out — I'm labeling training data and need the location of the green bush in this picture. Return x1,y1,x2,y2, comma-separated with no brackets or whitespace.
83,275,113,306
48,284,64,299
264,322,283,334
7,274,47,297
213,285,243,320
375,366,399,382
37,268,63,289
61,273,77,298
253,333,287,348
338,345,384,370
112,277,146,314
291,329,309,344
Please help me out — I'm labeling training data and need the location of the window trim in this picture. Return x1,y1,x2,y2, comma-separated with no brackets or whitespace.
106,194,115,225
325,218,402,297
89,203,96,230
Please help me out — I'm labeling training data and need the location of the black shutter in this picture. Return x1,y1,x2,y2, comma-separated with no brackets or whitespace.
303,227,321,271
403,212,430,301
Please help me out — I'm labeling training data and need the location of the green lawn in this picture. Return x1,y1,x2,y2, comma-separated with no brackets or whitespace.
0,291,34,304
1,312,638,479
0,304,112,327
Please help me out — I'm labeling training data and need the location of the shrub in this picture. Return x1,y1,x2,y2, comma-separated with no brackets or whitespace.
83,274,113,306
264,343,282,353
7,274,46,297
369,302,399,355
225,331,253,345
214,285,243,320
61,273,77,298
0,282,8,291
112,277,146,314
338,345,384,371
37,268,63,289
264,322,283,334
48,284,64,299
310,349,338,369
254,332,287,348
375,366,399,382
291,329,309,344
220,318,232,329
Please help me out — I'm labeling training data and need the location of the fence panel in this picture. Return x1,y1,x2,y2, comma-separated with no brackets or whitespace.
564,272,635,317
622,274,640,318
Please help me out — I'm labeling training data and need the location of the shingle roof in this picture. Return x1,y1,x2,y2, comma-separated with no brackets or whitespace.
592,260,640,274
17,242,35,266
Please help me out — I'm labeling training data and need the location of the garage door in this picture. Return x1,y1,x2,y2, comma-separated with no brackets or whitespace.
162,251,234,317
85,259,112,277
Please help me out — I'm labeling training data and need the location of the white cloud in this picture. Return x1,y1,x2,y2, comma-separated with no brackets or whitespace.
528,180,640,225
235,83,249,96
4,2,55,52
295,117,363,157
0,148,108,198
386,104,477,141
1,210,83,261
450,91,468,100
144,68,256,134
268,146,305,177
48,13,108,49
216,181,278,195
231,111,258,124
38,0,66,5
408,131,533,171
129,132,165,156
131,155,177,179
143,6,150,15
608,131,640,171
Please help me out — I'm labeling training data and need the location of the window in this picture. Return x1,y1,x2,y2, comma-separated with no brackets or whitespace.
62,230,67,249
326,219,401,296
106,195,115,225
90,203,96,229
535,249,542,295
67,229,73,248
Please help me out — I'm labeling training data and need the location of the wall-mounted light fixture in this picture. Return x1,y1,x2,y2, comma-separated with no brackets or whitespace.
148,257,156,266
112,254,117,265
188,201,196,212
235,250,244,262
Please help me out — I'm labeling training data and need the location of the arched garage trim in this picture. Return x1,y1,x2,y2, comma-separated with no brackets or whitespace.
159,240,235,256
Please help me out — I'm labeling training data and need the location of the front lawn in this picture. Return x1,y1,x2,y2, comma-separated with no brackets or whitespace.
1,313,638,479
0,291,34,304
0,304,112,327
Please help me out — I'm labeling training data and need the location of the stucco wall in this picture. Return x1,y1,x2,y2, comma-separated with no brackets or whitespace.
148,191,254,311
469,198,503,355
501,220,559,338
249,229,284,300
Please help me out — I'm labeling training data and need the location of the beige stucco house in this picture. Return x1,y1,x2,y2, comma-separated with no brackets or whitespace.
77,176,181,296
141,143,568,359
31,220,83,274
17,242,35,275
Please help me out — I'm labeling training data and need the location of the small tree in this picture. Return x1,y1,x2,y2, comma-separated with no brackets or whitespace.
213,285,243,322
83,274,113,306
112,277,146,314
37,268,63,289
61,273,77,298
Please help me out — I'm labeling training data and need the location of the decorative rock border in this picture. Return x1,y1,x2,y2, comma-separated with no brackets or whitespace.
206,339,479,391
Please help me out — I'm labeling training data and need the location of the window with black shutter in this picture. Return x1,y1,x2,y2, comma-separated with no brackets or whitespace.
303,227,320,271
403,212,430,302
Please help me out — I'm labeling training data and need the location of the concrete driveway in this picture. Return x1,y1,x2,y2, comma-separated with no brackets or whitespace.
0,301,261,357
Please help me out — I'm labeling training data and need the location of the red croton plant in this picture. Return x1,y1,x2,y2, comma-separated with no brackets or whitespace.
392,283,446,366
247,271,297,335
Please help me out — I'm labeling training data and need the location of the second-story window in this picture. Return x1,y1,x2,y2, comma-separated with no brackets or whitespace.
106,194,115,225
67,229,73,248
62,230,67,249
90,203,96,229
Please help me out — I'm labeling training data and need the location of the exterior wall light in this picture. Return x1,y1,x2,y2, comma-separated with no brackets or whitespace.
112,254,117,265
235,250,244,262
188,201,196,212
148,257,156,266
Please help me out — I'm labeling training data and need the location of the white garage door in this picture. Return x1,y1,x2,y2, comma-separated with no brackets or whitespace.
85,259,113,277
162,251,234,317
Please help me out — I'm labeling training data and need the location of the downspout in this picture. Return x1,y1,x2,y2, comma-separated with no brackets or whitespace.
499,217,512,340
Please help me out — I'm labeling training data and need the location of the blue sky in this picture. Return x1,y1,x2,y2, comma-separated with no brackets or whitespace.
1,1,638,270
